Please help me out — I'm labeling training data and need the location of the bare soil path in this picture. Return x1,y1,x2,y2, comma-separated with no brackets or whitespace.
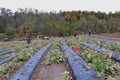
99,32,120,41
30,46,67,80
99,32,120,38
31,64,65,80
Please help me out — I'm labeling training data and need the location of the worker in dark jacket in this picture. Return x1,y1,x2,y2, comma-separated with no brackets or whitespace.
27,36,31,44
73,32,77,37
88,28,92,36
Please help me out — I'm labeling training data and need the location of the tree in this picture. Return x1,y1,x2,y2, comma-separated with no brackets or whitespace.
5,27,15,40
87,15,98,33
76,17,87,32
19,22,34,37
97,19,107,33
107,18,120,33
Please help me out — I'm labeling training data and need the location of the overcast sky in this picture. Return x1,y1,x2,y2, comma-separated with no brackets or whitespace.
0,0,120,13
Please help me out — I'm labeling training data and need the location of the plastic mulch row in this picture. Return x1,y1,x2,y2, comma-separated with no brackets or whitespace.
86,36,118,44
0,49,2,52
80,41,120,62
0,51,22,65
61,41,103,80
0,50,13,57
0,46,31,65
9,42,53,80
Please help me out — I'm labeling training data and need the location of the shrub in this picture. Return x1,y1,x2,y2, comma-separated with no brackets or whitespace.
5,27,15,39
0,33,5,38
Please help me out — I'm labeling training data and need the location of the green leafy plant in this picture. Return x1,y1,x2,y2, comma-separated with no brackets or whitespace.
108,44,116,51
25,44,30,48
44,49,64,65
60,71,72,80
14,47,21,53
17,53,31,61
44,41,65,65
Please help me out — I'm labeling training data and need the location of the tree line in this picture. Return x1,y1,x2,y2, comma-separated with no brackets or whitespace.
0,8,120,38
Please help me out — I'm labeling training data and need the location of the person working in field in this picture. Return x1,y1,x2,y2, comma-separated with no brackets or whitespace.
88,28,92,36
73,32,79,40
73,32,77,37
27,36,31,44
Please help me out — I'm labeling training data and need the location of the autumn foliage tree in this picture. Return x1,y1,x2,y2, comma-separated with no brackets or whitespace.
0,8,120,38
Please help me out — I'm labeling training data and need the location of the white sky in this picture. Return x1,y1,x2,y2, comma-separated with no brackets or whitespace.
0,0,120,13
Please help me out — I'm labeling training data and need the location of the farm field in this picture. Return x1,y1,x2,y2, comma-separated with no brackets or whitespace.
0,35,120,80
0,39,49,80
1,1,120,80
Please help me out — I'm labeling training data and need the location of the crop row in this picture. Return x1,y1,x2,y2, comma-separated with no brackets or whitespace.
0,40,48,79
43,39,72,80
61,40,103,80
81,36,120,53
0,41,26,53
91,35,120,42
80,41,120,62
0,47,34,65
0,43,34,65
43,39,65,65
9,42,53,80
0,47,14,54
0,50,13,57
66,38,120,79
86,36,118,44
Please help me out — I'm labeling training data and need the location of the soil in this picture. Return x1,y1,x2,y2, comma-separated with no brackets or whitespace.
98,32,120,41
30,47,67,80
30,64,66,80
99,32,120,38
